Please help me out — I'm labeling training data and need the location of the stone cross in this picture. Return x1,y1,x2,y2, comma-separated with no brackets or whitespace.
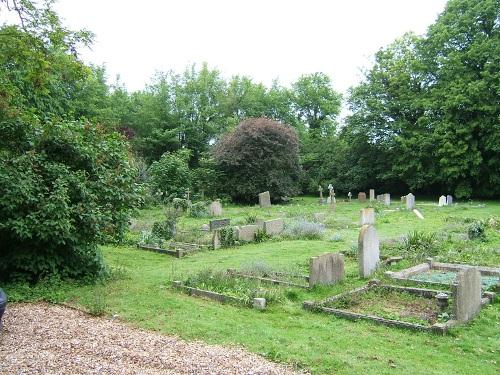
318,185,323,199
185,188,191,201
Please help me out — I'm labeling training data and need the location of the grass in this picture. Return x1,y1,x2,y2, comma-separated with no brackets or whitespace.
3,196,500,374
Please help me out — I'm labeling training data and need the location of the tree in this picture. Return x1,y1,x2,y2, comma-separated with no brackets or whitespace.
147,149,192,200
213,117,300,203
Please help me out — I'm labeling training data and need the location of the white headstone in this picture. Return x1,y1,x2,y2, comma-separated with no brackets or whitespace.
406,193,415,210
413,209,424,220
360,208,375,225
383,193,391,206
208,200,222,216
438,195,447,206
446,195,453,205
358,225,380,278
258,191,271,207
369,189,375,202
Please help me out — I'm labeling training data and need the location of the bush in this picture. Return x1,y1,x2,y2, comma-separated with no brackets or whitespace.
284,219,325,240
148,149,191,200
467,221,486,241
189,201,209,218
401,231,438,260
0,120,140,282
219,227,237,247
151,219,176,241
213,117,300,203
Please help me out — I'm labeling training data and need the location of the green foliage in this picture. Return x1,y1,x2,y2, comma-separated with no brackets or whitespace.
283,219,325,240
219,226,237,248
254,228,271,243
172,198,191,211
148,150,191,200
151,220,176,241
188,201,209,218
214,117,300,203
467,221,486,241
401,231,439,261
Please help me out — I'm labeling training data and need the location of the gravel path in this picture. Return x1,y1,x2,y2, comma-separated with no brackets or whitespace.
0,303,302,375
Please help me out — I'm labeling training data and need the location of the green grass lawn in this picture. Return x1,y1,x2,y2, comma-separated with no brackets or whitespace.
4,196,500,374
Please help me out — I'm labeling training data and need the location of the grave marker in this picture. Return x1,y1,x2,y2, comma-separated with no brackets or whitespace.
406,193,415,210
236,225,259,242
318,185,323,200
369,189,375,202
447,195,453,205
438,195,447,206
383,193,391,206
208,200,223,216
358,225,380,278
309,253,345,287
209,218,230,231
258,191,271,207
264,218,284,235
348,192,352,202
212,230,221,250
358,192,366,203
360,208,375,225
454,268,482,322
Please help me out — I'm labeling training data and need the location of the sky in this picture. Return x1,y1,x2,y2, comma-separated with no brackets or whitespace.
45,1,446,94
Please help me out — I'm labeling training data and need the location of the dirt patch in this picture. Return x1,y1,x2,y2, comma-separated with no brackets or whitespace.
0,303,303,375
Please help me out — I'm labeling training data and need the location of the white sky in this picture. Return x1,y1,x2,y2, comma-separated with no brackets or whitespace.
26,1,449,94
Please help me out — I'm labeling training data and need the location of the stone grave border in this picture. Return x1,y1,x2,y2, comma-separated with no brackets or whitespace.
303,281,495,334
137,241,208,258
227,268,310,289
172,280,251,306
385,258,500,288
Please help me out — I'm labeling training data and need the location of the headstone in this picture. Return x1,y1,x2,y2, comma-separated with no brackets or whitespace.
401,195,406,205
454,268,482,322
406,193,415,210
309,253,345,287
369,189,375,202
263,218,284,235
201,223,210,231
383,193,391,206
318,185,323,200
208,200,223,216
209,218,230,231
258,191,271,207
438,195,447,206
212,230,221,250
376,194,384,203
255,218,265,230
236,225,259,242
413,209,424,220
313,213,326,222
447,195,453,205
358,225,380,278
253,298,266,310
360,208,375,225
348,192,352,202
358,192,366,203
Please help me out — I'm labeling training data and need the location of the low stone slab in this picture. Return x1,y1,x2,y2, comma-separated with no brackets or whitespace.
454,268,482,322
236,225,259,242
360,208,375,225
358,225,380,278
313,213,326,222
264,219,284,235
209,218,230,231
258,191,271,207
309,253,344,287
208,200,222,216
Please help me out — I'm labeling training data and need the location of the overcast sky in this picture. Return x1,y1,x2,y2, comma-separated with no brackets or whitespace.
50,1,447,94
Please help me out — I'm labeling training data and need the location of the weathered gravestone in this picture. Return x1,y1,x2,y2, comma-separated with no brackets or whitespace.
318,185,323,201
453,268,482,322
406,193,415,210
376,194,384,203
383,193,391,206
358,192,366,203
413,209,424,220
369,189,375,202
236,225,259,242
438,195,447,206
401,195,406,205
313,213,326,222
212,230,221,250
258,191,271,207
209,218,230,231
208,200,223,216
360,208,375,225
358,225,380,278
264,218,284,235
348,192,352,202
309,253,345,287
447,195,453,205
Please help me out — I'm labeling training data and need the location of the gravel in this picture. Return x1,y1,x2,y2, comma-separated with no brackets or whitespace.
0,303,303,375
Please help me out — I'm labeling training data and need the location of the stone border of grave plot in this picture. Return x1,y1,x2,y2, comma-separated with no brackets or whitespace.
385,258,500,287
171,281,266,310
302,281,495,334
227,269,310,289
137,242,208,258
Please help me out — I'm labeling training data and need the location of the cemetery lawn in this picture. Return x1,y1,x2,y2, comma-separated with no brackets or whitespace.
5,197,500,375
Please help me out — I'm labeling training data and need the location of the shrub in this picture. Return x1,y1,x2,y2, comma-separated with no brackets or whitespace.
284,219,325,240
148,149,191,200
0,120,140,282
401,231,438,260
189,201,209,218
219,227,237,247
213,117,300,203
467,221,486,240
151,220,176,241
255,229,271,243
172,198,190,211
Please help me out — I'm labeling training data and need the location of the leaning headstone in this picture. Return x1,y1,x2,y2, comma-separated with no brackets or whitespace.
369,189,375,202
383,193,391,206
313,213,326,222
406,193,415,210
438,195,447,206
413,209,424,220
236,225,259,242
358,192,366,203
360,208,375,225
258,191,271,207
209,218,230,231
208,200,223,216
263,218,284,235
447,195,453,205
309,253,345,287
454,268,482,322
358,225,380,278
212,230,221,250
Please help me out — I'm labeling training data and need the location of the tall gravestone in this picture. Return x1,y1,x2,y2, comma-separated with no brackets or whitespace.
369,189,375,202
212,230,221,250
447,195,453,205
438,195,447,206
309,253,344,287
401,195,406,205
383,193,391,206
453,268,482,322
406,193,415,210
360,208,375,225
358,192,366,203
258,191,271,207
358,225,380,278
208,200,222,216
376,194,384,203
